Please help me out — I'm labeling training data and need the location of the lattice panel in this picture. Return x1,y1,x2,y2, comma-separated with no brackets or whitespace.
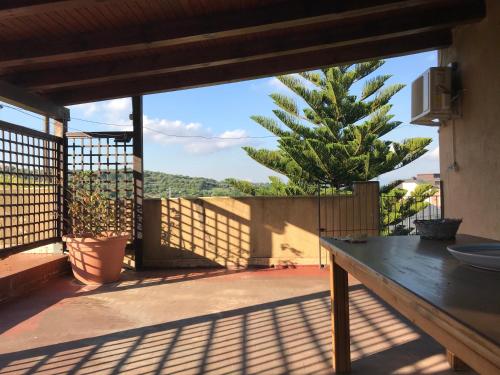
66,132,135,238
0,121,62,253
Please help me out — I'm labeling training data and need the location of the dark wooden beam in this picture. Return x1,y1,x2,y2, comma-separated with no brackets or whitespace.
0,0,464,69
9,0,483,92
132,96,144,270
0,80,69,120
0,0,121,20
46,30,452,106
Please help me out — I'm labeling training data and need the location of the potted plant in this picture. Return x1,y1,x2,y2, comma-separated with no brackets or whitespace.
63,172,129,285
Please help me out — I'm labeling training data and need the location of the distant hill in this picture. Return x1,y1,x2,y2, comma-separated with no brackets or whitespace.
144,170,250,198
1,169,262,198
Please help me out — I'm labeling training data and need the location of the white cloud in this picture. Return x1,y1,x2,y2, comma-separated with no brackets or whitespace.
268,77,288,91
249,77,289,92
185,129,251,154
70,100,254,154
268,73,317,92
105,98,130,112
144,115,252,154
424,146,440,161
250,74,312,93
143,115,206,142
70,98,131,125
103,98,132,124
71,102,98,117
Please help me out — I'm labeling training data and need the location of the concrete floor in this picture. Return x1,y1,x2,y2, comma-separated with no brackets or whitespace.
0,267,474,374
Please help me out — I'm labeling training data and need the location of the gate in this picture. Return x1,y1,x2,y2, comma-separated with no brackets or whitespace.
0,120,63,255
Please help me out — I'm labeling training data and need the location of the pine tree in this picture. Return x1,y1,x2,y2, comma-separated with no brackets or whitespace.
380,181,438,235
231,61,432,193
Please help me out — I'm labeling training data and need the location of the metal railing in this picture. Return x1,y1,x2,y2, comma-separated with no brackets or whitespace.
380,192,441,236
317,182,442,240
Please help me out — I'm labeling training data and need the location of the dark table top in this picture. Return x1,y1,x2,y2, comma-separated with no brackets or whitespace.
321,234,500,346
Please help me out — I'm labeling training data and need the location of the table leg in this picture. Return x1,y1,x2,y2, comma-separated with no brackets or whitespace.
330,252,351,373
446,350,470,371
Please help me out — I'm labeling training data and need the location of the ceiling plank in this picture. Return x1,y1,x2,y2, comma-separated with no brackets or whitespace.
46,30,452,106
5,0,484,91
0,1,122,20
0,0,463,70
0,80,69,120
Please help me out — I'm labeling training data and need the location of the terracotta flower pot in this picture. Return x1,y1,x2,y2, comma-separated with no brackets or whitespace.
63,233,128,285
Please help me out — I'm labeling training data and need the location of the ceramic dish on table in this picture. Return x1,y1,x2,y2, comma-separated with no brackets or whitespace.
447,243,500,271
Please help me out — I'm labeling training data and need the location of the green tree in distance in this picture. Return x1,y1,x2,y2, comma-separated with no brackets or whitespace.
380,180,438,235
229,61,432,194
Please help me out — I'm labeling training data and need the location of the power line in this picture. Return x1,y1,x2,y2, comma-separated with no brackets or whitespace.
0,104,94,134
70,116,277,140
1,103,419,141
70,115,418,139
0,103,47,121
70,117,126,126
1,104,274,140
0,104,118,136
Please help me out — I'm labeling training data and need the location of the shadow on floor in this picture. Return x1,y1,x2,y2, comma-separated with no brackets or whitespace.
0,284,465,375
0,268,250,335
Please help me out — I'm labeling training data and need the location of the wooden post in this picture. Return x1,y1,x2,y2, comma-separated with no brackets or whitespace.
132,96,144,270
44,115,50,133
43,116,50,174
330,252,351,373
440,179,445,219
54,119,68,239
318,183,322,268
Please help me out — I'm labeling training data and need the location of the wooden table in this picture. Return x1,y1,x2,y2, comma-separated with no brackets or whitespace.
321,235,500,374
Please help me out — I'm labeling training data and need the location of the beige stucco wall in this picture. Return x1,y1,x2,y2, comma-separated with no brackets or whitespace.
438,0,500,240
143,182,379,268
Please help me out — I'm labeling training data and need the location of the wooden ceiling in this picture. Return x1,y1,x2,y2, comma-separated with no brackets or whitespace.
0,0,486,106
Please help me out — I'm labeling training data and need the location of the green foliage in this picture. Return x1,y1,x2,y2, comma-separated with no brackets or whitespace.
230,61,432,193
143,171,247,198
380,183,438,235
225,176,304,197
0,172,45,185
0,170,250,198
67,171,127,237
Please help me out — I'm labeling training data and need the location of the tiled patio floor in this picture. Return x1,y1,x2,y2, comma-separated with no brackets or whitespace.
0,267,474,374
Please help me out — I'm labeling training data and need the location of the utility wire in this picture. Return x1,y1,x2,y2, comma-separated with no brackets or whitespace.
1,103,418,141
0,104,93,134
0,103,47,121
70,115,417,139
70,116,277,140
0,105,276,140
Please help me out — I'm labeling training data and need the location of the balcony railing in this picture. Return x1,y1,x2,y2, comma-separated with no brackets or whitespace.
380,193,442,236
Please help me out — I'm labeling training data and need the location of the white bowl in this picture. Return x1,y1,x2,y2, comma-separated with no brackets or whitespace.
447,243,500,271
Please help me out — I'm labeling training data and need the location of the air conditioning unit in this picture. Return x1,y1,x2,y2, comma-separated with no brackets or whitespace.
411,67,452,126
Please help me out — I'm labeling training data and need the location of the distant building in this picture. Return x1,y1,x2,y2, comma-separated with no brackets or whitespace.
397,173,441,212
399,173,440,195
415,173,441,188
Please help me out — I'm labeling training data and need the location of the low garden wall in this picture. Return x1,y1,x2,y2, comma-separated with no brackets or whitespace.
143,182,379,268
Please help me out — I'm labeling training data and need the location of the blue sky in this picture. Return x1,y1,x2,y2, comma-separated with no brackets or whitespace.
0,51,439,185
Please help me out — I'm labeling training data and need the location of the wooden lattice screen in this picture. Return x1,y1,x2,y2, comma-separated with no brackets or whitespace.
66,131,136,241
0,120,63,255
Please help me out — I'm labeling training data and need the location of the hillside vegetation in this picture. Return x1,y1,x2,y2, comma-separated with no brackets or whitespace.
144,170,253,198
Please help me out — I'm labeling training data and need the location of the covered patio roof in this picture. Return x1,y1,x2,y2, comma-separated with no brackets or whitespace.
0,0,485,107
